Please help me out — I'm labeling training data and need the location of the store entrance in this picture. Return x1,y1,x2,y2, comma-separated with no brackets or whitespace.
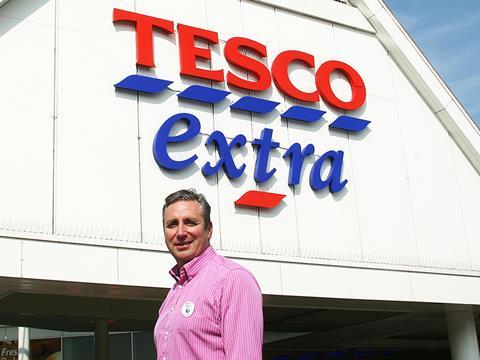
0,327,155,360
1,277,479,359
261,295,473,360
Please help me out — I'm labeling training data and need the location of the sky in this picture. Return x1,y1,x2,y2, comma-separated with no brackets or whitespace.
384,0,480,128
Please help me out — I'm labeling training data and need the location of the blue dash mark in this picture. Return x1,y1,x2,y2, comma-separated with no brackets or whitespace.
230,96,280,114
114,75,172,94
178,85,230,104
282,106,326,122
329,115,370,132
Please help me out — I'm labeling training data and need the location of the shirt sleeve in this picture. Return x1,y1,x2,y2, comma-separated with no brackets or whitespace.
220,269,263,359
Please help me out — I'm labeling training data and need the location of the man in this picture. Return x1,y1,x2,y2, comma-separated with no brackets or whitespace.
154,189,263,360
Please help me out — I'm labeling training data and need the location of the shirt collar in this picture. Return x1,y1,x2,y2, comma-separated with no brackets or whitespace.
169,246,216,285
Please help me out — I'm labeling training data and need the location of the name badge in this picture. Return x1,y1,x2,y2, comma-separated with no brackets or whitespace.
181,301,195,317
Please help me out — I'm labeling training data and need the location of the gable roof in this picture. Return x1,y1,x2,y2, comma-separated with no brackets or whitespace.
254,0,480,174
351,0,480,174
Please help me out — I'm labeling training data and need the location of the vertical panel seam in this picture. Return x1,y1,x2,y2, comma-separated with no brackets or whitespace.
117,248,120,284
136,89,144,244
205,0,223,251
20,240,24,278
51,0,60,235
273,3,301,258
447,133,473,270
133,0,144,244
388,53,422,266
332,23,364,261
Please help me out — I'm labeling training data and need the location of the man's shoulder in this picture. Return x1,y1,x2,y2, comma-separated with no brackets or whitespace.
209,253,258,282
211,252,245,271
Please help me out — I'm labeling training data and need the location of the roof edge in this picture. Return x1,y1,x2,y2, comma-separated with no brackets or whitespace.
251,0,375,33
351,0,480,174
0,0,9,7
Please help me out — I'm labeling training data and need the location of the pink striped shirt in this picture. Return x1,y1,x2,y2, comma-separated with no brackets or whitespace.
154,246,263,359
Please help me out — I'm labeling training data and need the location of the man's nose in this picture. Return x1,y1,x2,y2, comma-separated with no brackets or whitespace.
176,223,187,237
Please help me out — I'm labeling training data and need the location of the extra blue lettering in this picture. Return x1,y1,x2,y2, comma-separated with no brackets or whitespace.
152,113,349,194
202,131,247,178
152,113,200,170
309,150,348,193
283,142,315,186
252,128,279,183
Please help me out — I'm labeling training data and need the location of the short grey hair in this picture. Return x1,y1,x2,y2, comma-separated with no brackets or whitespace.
162,189,212,228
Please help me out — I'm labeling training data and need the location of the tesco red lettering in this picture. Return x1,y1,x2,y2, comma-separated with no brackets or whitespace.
178,23,224,82
316,60,366,110
112,8,174,68
272,50,318,102
113,8,367,110
224,37,271,91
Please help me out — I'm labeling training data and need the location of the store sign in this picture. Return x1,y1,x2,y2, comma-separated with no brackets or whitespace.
112,8,372,208
0,343,17,360
1,339,61,360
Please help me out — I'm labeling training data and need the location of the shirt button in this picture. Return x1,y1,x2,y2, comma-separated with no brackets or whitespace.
170,307,174,311
179,285,183,289
164,331,168,337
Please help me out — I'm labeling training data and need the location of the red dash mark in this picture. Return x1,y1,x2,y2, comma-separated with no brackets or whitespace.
234,190,286,209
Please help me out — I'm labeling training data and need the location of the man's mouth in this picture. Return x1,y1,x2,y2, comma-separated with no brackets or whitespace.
174,241,193,250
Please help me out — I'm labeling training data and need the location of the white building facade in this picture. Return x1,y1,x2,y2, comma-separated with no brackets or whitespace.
1,0,479,359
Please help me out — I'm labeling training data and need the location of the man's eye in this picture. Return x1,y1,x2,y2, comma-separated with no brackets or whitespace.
185,220,198,226
166,222,177,228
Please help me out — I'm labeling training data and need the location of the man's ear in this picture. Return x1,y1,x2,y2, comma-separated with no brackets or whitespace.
207,223,213,240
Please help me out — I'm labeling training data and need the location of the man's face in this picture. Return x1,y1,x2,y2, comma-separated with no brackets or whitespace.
163,200,212,267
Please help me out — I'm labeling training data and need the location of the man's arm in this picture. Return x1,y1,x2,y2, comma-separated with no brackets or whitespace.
220,269,263,359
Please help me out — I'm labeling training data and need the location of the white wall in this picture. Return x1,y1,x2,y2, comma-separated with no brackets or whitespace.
4,235,480,305
1,0,480,300
0,0,54,233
